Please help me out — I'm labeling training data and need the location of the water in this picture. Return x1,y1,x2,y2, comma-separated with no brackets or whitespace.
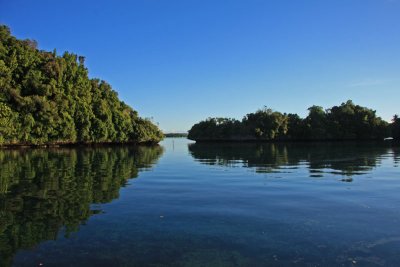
1,139,399,267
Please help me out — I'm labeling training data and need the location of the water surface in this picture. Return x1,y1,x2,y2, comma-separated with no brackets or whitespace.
1,139,399,266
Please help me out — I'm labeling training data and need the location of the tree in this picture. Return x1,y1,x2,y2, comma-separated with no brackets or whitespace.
305,105,328,139
243,108,288,140
0,24,163,145
392,115,400,140
327,100,388,140
188,100,390,142
286,113,306,140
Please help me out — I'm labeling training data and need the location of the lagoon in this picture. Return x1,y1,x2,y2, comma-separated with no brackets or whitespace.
1,138,400,266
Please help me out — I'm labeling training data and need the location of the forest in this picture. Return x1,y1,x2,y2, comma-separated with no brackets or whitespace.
0,25,163,145
188,100,399,141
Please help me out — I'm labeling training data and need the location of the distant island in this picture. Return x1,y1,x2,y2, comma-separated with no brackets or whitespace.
188,101,400,142
0,25,163,146
164,133,188,138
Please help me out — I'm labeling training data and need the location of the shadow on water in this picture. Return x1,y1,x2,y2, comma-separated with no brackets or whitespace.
188,142,397,179
0,146,163,267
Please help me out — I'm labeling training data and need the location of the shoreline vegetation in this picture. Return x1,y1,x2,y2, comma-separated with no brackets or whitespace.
0,140,161,149
164,133,188,138
0,25,163,147
188,101,400,142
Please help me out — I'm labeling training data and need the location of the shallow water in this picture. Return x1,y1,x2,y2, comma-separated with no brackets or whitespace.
1,139,399,266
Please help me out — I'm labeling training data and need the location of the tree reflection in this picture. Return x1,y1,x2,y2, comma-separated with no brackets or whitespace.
188,142,392,178
0,146,163,267
392,146,400,169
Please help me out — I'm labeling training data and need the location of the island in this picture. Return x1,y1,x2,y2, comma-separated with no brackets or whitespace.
164,133,188,138
188,101,399,142
0,25,163,146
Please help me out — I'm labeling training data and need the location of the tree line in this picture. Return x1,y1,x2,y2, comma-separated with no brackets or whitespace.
188,100,399,141
0,25,163,145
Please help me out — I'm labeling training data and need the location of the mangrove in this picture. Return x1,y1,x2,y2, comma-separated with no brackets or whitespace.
0,25,163,146
188,100,397,142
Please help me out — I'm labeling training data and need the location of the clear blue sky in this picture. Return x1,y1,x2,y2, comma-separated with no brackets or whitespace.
1,0,399,132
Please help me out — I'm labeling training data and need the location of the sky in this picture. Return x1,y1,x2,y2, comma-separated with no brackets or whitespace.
1,0,399,132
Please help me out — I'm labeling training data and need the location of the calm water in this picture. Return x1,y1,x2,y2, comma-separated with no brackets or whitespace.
1,139,399,267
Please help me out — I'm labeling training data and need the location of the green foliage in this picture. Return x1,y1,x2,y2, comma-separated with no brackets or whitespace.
326,100,389,140
286,113,306,139
188,117,242,140
0,25,163,145
0,146,164,266
392,115,400,140
243,107,288,140
188,101,390,141
304,105,328,139
164,133,188,138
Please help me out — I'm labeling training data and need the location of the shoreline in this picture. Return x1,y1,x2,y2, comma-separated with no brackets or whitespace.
0,140,161,149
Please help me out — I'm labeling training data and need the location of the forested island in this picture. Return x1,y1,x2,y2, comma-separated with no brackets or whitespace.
164,133,188,138
188,101,400,142
0,25,163,146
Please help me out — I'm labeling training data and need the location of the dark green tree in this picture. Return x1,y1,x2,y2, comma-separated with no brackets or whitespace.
188,100,390,142
326,100,389,140
392,115,400,140
304,105,328,139
242,108,288,140
0,25,163,145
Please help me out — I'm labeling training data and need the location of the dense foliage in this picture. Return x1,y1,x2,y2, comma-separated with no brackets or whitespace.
0,25,163,145
188,100,392,141
392,115,400,140
0,146,163,266
164,133,188,138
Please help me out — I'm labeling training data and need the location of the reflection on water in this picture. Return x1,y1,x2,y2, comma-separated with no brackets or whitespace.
189,142,397,178
0,146,163,267
1,140,400,266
